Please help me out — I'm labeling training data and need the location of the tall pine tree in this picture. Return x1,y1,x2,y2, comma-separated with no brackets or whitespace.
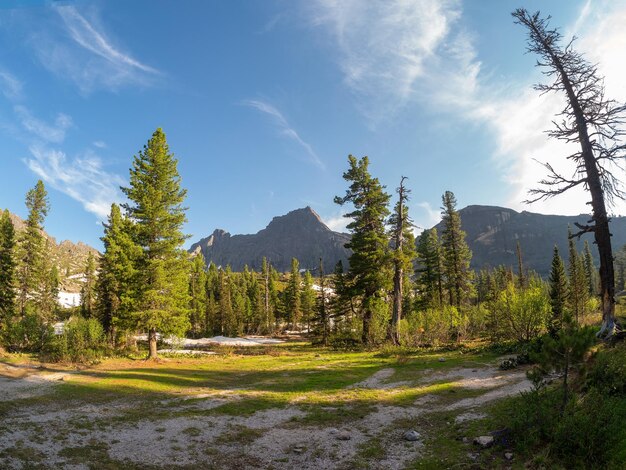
189,253,207,337
416,228,444,309
388,176,416,344
0,210,16,334
285,258,302,331
335,155,391,343
567,228,588,324
96,203,142,344
549,246,568,336
80,252,97,318
440,191,472,308
121,128,190,359
16,180,49,316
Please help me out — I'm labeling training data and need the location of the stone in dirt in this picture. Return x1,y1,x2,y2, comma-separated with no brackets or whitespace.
504,452,513,460
336,431,351,441
438,357,446,362
473,435,494,448
403,430,420,442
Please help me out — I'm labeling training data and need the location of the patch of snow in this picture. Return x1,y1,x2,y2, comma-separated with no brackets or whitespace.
58,291,80,308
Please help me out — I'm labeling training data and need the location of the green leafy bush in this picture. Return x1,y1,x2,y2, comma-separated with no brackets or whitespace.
2,313,53,352
42,317,107,363
586,342,626,396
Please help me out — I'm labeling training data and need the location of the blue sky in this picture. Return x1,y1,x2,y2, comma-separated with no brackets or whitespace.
0,0,625,249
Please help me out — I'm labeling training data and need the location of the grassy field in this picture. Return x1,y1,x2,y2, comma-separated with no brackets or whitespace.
0,344,530,469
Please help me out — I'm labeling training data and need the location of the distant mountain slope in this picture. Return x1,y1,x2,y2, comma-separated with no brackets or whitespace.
5,210,99,292
433,205,626,277
189,207,351,272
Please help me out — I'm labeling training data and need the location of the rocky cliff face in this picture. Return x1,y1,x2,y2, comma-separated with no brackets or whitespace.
189,207,351,272
434,205,626,277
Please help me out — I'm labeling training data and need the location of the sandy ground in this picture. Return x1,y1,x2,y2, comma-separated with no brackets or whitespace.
0,358,531,469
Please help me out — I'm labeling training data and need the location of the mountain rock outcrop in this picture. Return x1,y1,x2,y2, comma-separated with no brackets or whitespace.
434,205,626,277
189,207,351,272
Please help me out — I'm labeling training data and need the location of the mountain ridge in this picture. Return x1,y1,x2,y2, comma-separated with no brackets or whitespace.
189,206,351,272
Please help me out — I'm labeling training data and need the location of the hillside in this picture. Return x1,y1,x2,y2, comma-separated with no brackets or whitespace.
434,205,626,277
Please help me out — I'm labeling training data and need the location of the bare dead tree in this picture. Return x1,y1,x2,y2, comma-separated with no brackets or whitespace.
388,176,414,344
513,9,626,338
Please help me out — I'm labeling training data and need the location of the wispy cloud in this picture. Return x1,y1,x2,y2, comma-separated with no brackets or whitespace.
309,0,626,216
31,5,159,93
93,140,107,149
14,105,72,143
308,0,466,122
479,1,626,216
242,99,325,169
25,146,125,219
415,201,441,231
0,70,22,99
322,213,349,233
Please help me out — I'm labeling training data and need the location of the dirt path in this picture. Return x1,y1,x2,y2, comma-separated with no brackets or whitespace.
0,358,530,469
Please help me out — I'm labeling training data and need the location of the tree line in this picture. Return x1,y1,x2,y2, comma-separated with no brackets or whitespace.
0,143,603,358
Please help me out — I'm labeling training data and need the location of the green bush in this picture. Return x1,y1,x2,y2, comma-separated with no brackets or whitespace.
2,313,54,352
498,342,626,469
42,317,107,363
586,342,626,396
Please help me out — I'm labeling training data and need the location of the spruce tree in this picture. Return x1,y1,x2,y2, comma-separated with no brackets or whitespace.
189,253,207,337
567,229,588,323
121,128,190,359
582,240,597,296
388,176,416,344
0,210,16,332
205,262,219,335
80,252,97,318
39,253,59,321
300,270,316,332
217,267,233,335
416,228,444,309
96,203,141,343
516,240,526,289
16,180,49,315
549,246,568,336
317,258,329,344
285,258,302,331
334,155,391,343
440,191,472,308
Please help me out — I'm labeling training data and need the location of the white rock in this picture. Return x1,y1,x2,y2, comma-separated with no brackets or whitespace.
473,435,494,448
403,430,421,442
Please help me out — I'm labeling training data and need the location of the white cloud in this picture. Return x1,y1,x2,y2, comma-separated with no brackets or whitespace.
25,146,125,219
308,0,466,122
322,213,349,233
243,99,325,169
31,5,159,93
415,201,441,232
0,71,22,99
482,2,626,217
93,140,107,149
14,105,72,143
308,1,626,217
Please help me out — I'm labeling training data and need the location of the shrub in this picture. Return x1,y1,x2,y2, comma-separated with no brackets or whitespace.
2,313,54,353
586,342,626,396
42,317,107,363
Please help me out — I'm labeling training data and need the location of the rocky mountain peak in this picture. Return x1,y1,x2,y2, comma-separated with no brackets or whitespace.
189,207,350,272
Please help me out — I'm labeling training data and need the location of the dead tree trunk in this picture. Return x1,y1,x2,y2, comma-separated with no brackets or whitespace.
513,9,626,337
